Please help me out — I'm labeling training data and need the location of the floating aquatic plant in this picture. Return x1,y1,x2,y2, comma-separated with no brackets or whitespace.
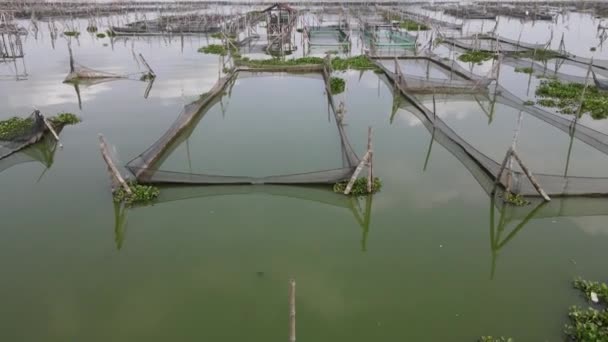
333,177,382,196
514,49,562,61
515,66,534,74
49,112,80,126
564,278,608,341
400,19,429,31
457,51,494,63
96,33,106,38
478,337,513,342
199,44,228,56
331,55,378,70
535,80,608,119
329,77,345,94
113,181,160,206
64,31,80,37
0,117,35,140
501,192,530,206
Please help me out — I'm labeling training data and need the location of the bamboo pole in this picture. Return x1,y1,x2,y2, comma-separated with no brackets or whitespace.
367,126,373,193
289,279,296,342
505,110,523,193
511,150,551,201
42,116,63,148
98,134,132,195
344,150,371,195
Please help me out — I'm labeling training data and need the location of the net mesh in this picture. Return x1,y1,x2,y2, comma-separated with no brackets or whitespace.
0,110,47,160
384,67,608,197
126,69,361,185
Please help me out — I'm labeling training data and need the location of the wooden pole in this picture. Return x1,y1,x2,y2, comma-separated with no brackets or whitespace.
42,116,63,148
511,150,551,201
367,126,373,193
344,150,371,195
505,110,523,193
289,279,296,342
98,134,132,195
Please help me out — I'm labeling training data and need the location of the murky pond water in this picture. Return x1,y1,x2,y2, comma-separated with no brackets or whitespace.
1,8,608,342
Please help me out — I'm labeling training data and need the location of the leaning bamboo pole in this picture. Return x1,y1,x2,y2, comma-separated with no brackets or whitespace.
99,134,132,195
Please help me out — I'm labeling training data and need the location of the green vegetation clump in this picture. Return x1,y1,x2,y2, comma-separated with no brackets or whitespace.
514,66,534,74
113,181,160,206
0,116,34,140
523,100,535,106
198,44,228,56
331,55,377,70
574,278,608,304
296,28,304,33
140,73,155,82
106,30,116,37
457,51,494,63
565,278,608,341
479,337,513,342
501,192,530,206
238,56,324,67
86,26,98,33
329,77,345,94
49,112,80,126
514,49,562,61
400,19,429,31
210,32,223,39
236,56,378,71
0,112,80,140
96,33,106,38
333,177,382,196
535,80,608,119
64,31,80,37
591,47,597,52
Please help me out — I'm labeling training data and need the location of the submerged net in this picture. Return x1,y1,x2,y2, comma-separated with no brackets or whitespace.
0,111,48,160
0,133,57,173
126,70,360,185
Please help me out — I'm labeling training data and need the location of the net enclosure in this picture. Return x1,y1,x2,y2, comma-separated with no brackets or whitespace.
126,67,361,185
381,62,608,197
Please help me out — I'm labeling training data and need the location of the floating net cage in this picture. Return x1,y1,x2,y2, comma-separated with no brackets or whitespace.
380,59,608,197
126,68,361,186
0,110,47,160
441,33,608,76
372,55,494,94
306,26,350,47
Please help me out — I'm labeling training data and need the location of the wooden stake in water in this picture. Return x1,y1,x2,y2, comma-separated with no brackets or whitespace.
289,279,296,342
98,134,132,195
42,116,63,148
367,126,373,193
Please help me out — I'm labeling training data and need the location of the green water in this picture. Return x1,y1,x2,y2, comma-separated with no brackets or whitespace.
1,16,608,342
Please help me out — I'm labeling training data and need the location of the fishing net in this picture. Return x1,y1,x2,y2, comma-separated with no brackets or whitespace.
126,70,360,185
496,85,608,157
0,110,47,160
386,69,608,197
0,133,57,173
374,56,492,93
